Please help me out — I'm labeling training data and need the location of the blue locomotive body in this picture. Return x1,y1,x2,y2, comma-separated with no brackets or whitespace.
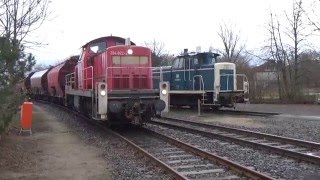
153,51,249,108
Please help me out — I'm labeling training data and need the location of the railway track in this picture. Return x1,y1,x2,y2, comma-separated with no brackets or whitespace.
151,117,320,165
117,127,273,179
37,101,273,179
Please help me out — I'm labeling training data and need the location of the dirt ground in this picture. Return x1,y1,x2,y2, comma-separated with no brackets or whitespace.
0,105,111,180
166,110,266,128
232,103,320,116
166,103,320,129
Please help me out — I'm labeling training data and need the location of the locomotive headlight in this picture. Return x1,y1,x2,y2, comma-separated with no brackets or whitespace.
127,49,133,55
100,90,106,96
161,89,167,95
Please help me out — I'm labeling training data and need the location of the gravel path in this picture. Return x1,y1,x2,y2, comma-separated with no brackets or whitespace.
146,123,320,180
41,103,170,180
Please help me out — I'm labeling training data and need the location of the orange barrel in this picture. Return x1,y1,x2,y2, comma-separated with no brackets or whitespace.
21,102,33,129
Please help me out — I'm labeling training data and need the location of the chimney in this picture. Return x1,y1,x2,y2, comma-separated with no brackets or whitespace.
183,48,188,55
125,38,131,46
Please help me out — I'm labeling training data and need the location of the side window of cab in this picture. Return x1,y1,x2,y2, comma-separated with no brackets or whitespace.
178,58,184,69
172,58,184,69
192,57,199,68
172,58,180,69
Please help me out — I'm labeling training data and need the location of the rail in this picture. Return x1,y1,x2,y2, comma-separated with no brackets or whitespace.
153,117,320,165
143,127,273,180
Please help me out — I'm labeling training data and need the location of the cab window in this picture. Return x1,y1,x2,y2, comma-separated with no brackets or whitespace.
178,58,184,69
172,58,180,69
202,53,216,65
192,57,199,66
172,57,185,69
89,42,106,53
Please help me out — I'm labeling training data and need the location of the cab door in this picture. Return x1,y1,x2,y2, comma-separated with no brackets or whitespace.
189,57,201,90
184,57,191,90
171,57,185,90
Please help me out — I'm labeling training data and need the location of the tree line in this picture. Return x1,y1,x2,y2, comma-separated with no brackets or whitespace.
150,0,320,102
0,0,49,133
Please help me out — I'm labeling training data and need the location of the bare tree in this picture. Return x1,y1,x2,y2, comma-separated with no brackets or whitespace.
33,63,51,71
302,0,320,32
0,0,50,44
217,23,247,65
265,0,309,100
286,0,306,97
267,11,291,99
145,39,173,66
0,0,50,85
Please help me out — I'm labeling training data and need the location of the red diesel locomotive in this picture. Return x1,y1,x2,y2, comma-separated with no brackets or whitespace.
27,36,169,125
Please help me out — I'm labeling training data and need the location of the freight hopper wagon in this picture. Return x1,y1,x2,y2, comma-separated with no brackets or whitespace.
47,56,79,104
30,68,52,100
65,36,169,125
153,50,249,109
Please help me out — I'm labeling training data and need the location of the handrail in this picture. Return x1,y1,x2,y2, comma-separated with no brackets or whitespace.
65,72,75,90
82,66,93,90
219,74,249,93
236,74,249,93
193,75,204,91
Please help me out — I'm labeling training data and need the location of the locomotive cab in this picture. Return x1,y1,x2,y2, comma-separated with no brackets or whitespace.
104,45,167,124
65,36,168,125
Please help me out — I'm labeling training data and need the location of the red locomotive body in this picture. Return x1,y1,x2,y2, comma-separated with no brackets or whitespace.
64,36,169,125
47,56,78,104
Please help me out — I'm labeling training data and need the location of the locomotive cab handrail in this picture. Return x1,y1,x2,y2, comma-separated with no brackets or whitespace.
193,75,204,91
65,72,75,90
236,74,249,93
82,66,94,90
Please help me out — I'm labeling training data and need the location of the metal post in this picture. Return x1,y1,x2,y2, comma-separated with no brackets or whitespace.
198,98,201,116
160,67,163,82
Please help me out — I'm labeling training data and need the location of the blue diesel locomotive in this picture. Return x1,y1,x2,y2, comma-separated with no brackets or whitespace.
153,50,249,109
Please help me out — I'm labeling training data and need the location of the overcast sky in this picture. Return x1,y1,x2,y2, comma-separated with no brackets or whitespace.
27,0,320,65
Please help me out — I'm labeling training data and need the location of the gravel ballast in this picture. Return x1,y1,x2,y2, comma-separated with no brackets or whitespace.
146,123,320,180
165,110,320,143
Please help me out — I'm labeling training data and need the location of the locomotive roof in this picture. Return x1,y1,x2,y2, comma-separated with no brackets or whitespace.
31,69,49,79
81,36,135,48
52,55,80,67
178,52,220,57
